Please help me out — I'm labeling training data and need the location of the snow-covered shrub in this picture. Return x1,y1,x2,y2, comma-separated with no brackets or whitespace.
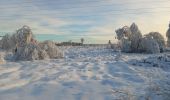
13,43,39,61
166,23,170,47
120,38,131,52
13,43,50,61
0,25,64,61
37,49,49,60
145,32,165,52
115,23,142,53
0,26,33,51
0,34,16,51
115,25,132,53
0,54,5,64
15,25,33,47
115,26,131,40
129,23,142,52
38,40,64,59
115,23,165,53
139,36,160,53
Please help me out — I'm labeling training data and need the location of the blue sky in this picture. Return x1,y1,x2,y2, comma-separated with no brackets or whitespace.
0,0,170,43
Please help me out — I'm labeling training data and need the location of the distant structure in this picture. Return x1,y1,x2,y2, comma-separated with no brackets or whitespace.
57,42,82,46
107,40,112,49
108,40,111,44
81,38,84,45
166,22,170,47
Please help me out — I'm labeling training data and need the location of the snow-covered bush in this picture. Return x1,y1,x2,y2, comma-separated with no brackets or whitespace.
115,26,132,53
115,26,131,40
115,23,142,53
38,40,64,59
14,43,39,61
0,26,33,51
0,34,16,51
145,32,165,52
115,23,165,53
129,23,142,52
166,23,170,47
0,54,5,64
120,38,131,52
138,36,160,53
0,25,64,61
15,25,33,47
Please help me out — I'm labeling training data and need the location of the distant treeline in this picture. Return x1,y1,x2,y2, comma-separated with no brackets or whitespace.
56,42,114,47
56,42,82,46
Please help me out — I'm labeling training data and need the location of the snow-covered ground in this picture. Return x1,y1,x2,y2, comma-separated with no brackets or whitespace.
0,46,170,100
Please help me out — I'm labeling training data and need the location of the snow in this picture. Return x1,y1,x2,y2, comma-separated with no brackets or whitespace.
0,46,170,100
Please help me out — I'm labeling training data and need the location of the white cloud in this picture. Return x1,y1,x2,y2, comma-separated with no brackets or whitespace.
0,0,170,42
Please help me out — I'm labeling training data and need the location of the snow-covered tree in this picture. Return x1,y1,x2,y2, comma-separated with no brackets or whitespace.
115,26,131,40
115,26,132,52
115,23,142,53
166,23,170,47
15,25,33,47
129,23,142,52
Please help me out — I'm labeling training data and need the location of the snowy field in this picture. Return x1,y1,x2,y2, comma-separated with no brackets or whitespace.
0,46,170,100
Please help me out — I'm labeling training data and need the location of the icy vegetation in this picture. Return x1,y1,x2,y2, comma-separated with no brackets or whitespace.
116,23,166,53
167,23,170,47
0,54,5,64
129,54,170,71
0,46,170,100
0,26,64,61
